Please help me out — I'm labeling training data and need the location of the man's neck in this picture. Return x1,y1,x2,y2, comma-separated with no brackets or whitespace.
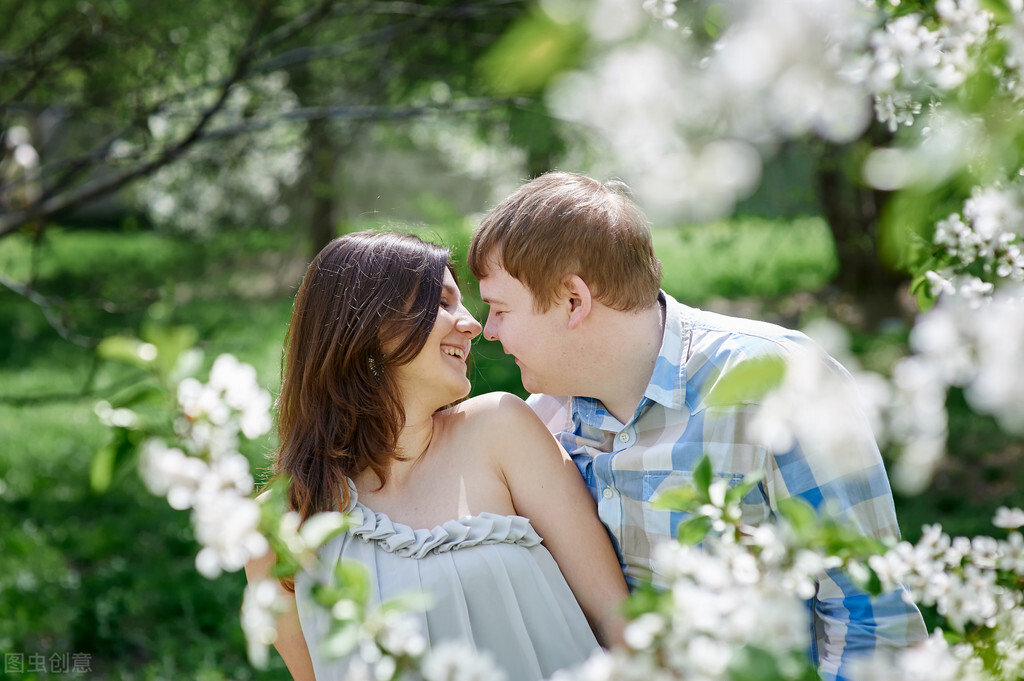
589,299,665,425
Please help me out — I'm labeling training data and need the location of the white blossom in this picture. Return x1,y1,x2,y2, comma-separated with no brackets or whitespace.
139,438,208,510
993,507,1024,529
421,641,507,681
192,492,268,578
93,400,139,428
241,578,287,668
850,629,964,681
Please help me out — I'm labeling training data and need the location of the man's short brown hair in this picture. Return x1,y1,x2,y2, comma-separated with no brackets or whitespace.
468,172,662,312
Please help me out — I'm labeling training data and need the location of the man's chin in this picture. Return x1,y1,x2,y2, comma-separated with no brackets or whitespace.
518,370,545,396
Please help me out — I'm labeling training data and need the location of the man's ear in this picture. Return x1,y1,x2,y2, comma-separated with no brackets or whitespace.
562,274,592,330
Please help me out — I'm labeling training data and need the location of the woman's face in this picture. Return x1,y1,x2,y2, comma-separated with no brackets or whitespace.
390,269,482,410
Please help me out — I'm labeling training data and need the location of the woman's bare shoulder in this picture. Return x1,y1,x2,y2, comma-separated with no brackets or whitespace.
443,392,536,426
438,393,552,455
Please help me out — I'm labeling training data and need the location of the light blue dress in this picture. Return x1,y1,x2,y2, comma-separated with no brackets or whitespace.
295,489,600,680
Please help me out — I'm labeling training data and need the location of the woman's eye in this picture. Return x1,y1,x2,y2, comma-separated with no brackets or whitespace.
440,299,451,310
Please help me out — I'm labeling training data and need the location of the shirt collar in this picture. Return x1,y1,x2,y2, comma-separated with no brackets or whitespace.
569,290,693,429
642,290,690,412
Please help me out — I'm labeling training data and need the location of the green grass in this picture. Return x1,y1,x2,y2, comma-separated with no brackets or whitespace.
0,216,1014,678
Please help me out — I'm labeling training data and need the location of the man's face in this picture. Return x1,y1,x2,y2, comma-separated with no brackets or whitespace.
477,264,574,396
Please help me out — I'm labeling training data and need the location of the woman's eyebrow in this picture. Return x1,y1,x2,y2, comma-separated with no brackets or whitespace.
442,283,461,302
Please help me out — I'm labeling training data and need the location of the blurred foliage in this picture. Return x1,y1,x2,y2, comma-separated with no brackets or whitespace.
0,215,1019,677
655,216,839,303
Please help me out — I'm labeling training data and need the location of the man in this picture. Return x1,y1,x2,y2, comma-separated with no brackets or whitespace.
467,171,925,681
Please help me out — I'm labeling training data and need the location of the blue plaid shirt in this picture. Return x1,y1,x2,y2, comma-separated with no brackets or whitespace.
528,291,925,681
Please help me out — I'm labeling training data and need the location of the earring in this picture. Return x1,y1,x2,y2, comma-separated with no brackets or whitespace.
368,354,379,377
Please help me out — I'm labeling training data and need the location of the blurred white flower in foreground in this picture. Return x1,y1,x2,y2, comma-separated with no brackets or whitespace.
551,0,874,219
421,641,507,681
849,630,964,681
993,506,1024,530
750,280,1024,494
139,354,274,577
241,579,288,669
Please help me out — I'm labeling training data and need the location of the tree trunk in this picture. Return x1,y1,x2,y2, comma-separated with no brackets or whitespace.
816,143,904,297
307,116,338,254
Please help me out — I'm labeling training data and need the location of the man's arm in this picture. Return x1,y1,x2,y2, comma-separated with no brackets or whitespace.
752,350,927,680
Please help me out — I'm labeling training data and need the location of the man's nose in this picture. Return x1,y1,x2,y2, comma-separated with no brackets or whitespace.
483,314,499,342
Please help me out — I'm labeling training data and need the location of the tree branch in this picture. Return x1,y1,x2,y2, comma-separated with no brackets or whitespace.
0,272,97,347
0,2,274,239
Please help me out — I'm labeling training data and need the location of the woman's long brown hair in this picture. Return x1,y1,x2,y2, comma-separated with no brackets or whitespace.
274,230,452,522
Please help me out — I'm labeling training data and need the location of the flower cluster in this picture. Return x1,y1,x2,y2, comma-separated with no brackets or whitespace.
241,578,289,668
138,354,272,578
745,278,1024,494
554,0,875,220
853,508,1024,681
609,538,815,681
884,284,1024,491
550,459,886,681
562,0,1024,220
856,1,992,132
924,180,1024,305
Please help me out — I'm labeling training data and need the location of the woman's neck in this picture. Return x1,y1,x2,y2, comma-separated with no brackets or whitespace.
382,407,435,487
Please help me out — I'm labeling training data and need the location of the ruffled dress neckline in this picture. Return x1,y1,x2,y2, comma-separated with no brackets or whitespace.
344,481,543,560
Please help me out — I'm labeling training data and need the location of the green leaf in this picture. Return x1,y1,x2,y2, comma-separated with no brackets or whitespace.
141,323,198,378
727,644,782,681
381,590,433,615
693,455,713,497
477,7,585,96
705,355,786,407
622,582,665,620
321,623,361,658
90,427,141,493
650,485,702,512
335,559,371,604
676,515,713,545
704,4,729,40
846,561,884,596
725,470,764,506
109,382,165,409
981,0,1013,22
777,497,818,536
90,444,117,494
96,335,156,369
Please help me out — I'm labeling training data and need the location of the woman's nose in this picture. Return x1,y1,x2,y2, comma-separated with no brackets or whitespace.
458,308,482,338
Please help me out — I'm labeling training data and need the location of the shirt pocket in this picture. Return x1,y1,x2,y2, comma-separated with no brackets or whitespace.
637,469,750,552
641,468,748,503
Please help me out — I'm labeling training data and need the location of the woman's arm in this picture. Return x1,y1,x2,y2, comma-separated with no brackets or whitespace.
478,393,628,648
243,549,317,681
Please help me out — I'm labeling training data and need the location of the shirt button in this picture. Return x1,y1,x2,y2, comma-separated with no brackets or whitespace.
602,488,613,499
618,432,630,443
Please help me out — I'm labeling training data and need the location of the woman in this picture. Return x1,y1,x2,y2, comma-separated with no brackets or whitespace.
245,231,627,680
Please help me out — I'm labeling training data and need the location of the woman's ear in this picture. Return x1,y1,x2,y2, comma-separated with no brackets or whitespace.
562,275,592,330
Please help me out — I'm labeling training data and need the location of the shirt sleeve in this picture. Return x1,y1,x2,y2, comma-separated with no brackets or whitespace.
814,568,926,681
755,350,927,679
